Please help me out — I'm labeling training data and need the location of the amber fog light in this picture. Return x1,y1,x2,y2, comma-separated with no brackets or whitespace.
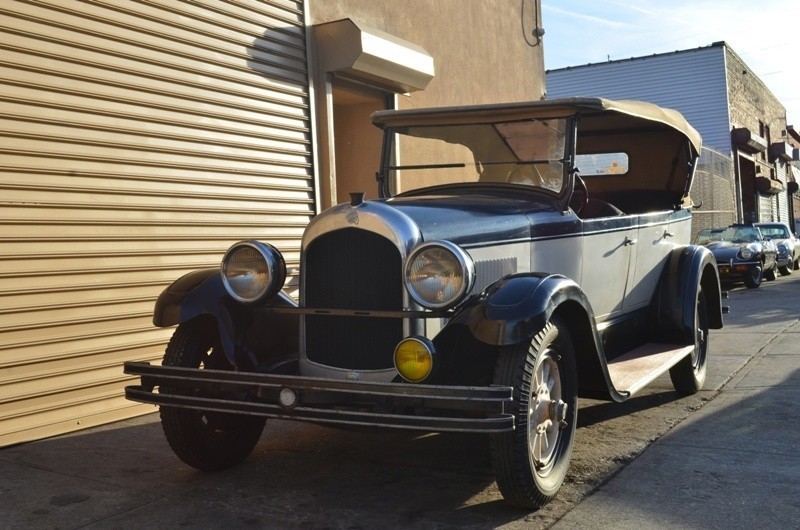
394,337,435,383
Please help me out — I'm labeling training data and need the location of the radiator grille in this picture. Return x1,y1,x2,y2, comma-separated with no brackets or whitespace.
304,228,403,370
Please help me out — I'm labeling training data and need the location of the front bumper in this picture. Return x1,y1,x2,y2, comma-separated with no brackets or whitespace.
716,260,759,279
123,361,514,433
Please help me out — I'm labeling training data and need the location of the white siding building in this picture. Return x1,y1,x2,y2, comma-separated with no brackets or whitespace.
548,43,732,155
547,41,796,230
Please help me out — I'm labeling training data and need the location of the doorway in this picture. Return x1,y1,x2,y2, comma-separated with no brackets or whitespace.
331,81,391,206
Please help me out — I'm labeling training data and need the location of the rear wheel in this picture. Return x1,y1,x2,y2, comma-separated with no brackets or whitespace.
160,318,265,471
743,265,762,288
490,317,578,509
670,288,708,395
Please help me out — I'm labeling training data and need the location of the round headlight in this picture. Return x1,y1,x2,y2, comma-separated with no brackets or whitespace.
404,241,475,310
221,241,286,303
394,337,435,382
739,247,754,260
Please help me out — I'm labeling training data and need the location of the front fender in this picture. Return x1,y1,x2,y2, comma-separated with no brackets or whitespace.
152,269,298,368
153,268,222,327
451,273,595,347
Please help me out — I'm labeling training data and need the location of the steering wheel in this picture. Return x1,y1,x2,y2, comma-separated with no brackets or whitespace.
571,174,589,214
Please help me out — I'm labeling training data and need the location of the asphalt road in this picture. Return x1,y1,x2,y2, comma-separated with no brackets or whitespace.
2,272,798,529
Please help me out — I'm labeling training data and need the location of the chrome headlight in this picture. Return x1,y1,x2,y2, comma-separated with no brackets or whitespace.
221,241,286,303
778,243,789,257
738,246,754,260
404,241,475,310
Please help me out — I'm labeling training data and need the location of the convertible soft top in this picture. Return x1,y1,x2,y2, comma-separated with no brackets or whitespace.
371,97,702,156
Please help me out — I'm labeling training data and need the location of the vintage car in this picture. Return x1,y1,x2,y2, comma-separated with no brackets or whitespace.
124,97,724,509
696,224,777,288
754,222,799,275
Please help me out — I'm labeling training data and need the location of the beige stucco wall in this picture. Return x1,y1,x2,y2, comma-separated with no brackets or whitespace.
309,0,545,108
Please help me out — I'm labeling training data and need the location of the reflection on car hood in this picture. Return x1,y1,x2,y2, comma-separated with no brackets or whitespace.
704,241,740,250
385,190,576,246
704,240,755,259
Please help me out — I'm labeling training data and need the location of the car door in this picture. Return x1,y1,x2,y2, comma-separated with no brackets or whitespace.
622,210,690,311
579,216,637,321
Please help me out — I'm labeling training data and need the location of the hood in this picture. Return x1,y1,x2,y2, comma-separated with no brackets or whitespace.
384,189,570,246
704,240,753,259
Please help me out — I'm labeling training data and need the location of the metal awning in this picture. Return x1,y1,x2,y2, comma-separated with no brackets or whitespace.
314,18,434,93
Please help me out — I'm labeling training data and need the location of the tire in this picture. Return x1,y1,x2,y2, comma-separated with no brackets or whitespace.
779,264,792,276
160,317,265,471
743,265,762,288
794,258,799,271
490,317,578,509
669,288,708,395
765,262,777,281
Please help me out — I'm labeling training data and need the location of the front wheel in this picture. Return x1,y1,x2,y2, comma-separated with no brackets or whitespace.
669,288,709,395
159,317,266,471
490,317,578,509
743,265,762,288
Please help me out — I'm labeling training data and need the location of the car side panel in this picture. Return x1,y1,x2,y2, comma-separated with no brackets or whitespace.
624,210,691,311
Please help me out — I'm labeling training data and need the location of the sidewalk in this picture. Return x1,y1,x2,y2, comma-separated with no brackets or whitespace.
552,279,800,529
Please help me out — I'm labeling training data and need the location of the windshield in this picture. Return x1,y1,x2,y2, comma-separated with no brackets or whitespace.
696,226,762,245
757,225,789,239
383,118,570,196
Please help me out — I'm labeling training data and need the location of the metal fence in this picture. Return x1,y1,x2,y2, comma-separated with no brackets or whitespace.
691,147,737,240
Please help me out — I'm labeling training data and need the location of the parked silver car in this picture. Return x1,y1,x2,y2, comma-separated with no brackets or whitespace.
125,98,724,509
755,222,800,275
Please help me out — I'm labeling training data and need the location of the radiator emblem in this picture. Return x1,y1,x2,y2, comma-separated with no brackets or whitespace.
346,209,359,225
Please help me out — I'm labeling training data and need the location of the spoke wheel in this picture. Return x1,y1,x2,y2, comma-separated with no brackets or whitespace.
490,317,578,509
669,288,709,395
160,317,265,471
529,351,565,473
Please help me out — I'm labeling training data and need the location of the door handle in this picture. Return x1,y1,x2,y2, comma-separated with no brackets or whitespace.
624,237,637,246
663,230,674,238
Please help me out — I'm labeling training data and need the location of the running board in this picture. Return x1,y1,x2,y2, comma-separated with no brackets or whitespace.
607,343,694,397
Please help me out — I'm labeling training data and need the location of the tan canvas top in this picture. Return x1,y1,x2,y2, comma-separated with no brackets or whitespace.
371,97,702,155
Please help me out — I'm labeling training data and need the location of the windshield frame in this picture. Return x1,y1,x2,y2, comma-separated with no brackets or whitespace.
377,114,579,210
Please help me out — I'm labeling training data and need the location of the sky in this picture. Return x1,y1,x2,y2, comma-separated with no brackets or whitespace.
541,0,800,126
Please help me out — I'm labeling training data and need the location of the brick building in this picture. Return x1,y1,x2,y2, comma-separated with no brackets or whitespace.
547,41,798,238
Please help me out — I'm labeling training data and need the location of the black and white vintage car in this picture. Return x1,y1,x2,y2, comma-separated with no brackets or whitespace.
125,98,724,509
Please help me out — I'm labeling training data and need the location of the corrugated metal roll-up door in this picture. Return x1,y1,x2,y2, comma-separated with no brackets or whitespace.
0,0,311,446
777,161,790,224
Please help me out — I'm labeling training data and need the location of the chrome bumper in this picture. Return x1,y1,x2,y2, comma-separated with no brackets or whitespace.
123,361,514,433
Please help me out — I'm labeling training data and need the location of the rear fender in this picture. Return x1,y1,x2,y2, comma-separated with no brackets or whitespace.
153,269,298,368
654,245,723,341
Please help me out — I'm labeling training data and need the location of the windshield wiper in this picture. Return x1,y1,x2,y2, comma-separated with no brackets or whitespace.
387,163,467,170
